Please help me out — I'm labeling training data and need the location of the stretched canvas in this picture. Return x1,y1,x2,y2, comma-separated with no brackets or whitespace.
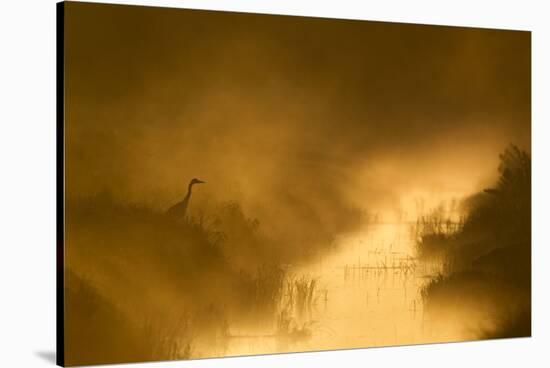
57,1,531,366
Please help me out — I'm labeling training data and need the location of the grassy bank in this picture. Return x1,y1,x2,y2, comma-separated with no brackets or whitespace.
417,145,531,339
64,194,325,364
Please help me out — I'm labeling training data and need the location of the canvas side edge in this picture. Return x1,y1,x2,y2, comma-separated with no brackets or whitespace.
56,2,66,367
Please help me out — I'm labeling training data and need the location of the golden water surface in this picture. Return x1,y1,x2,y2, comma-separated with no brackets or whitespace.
196,222,474,358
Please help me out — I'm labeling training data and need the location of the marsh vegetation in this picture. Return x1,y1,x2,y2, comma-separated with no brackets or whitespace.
64,194,328,365
61,4,531,365
417,145,531,338
64,146,531,365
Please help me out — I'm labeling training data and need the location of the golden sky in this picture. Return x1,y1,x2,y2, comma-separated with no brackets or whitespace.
64,2,530,221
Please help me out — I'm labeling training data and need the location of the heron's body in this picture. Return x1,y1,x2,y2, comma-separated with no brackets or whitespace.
167,178,205,220
166,194,191,219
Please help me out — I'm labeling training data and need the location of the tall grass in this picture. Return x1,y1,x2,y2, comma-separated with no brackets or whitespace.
413,213,464,260
418,145,531,338
284,275,318,316
274,274,319,341
65,192,332,363
249,264,286,314
142,313,193,361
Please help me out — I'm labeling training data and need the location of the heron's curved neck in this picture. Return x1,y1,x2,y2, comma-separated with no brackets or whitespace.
185,182,194,198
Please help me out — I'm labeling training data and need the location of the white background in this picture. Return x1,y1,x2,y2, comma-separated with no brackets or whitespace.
0,0,548,367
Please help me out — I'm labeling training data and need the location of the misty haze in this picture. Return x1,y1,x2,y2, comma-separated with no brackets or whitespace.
61,3,531,366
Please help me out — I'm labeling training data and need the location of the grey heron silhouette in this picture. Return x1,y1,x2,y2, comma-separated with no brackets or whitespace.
167,178,205,220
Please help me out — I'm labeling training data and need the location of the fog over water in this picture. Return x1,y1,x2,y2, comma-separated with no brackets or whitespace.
62,3,530,365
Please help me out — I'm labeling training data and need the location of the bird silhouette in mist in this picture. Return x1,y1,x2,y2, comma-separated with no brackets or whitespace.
167,178,206,220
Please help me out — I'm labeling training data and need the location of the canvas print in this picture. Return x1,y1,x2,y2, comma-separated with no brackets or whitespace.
57,2,531,366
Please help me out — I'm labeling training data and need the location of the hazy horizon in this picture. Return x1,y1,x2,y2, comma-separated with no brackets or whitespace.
65,3,530,223
61,3,531,365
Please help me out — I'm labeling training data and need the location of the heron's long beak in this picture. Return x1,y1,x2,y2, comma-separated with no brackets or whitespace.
197,179,206,184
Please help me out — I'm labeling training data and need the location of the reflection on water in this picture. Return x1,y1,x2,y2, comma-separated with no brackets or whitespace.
197,223,475,358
